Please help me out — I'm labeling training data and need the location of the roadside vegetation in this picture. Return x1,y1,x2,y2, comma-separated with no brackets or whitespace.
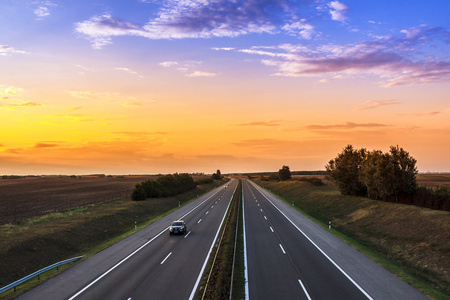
0,178,228,299
252,177,450,299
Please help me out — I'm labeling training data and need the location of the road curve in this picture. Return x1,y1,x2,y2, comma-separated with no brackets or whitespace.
243,179,429,300
17,179,238,300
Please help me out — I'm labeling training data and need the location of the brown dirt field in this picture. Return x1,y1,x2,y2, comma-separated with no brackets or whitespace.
0,175,156,225
417,174,450,188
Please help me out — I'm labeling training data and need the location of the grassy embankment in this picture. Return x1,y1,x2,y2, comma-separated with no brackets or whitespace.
253,178,449,300
0,179,228,299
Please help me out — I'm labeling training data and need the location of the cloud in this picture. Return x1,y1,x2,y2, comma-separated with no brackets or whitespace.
212,47,235,51
328,1,349,22
306,122,389,130
186,71,217,77
240,26,450,86
122,102,142,107
75,1,316,48
397,109,450,117
68,90,96,99
115,67,144,78
236,120,281,127
0,45,27,56
33,1,56,19
159,61,179,67
357,99,400,110
0,101,42,109
34,143,59,148
67,106,82,112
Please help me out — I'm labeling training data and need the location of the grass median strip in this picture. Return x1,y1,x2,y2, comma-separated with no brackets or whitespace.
196,179,243,300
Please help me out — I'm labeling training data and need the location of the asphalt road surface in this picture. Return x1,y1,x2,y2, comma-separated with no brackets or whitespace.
17,178,429,300
243,179,429,300
18,179,238,300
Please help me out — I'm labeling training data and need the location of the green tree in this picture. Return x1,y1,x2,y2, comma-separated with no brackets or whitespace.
389,145,418,200
131,183,146,201
212,170,222,180
278,165,292,181
326,145,367,196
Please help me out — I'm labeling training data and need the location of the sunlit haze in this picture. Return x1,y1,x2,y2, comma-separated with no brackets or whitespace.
1,0,449,175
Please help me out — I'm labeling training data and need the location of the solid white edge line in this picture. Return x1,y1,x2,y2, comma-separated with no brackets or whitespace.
68,180,230,300
298,279,312,300
248,180,373,300
160,252,172,264
243,182,250,300
188,182,238,300
279,244,286,254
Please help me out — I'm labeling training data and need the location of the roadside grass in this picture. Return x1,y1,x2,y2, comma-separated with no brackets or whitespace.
253,179,450,300
0,179,228,299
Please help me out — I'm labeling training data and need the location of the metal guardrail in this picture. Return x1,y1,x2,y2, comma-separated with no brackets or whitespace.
0,255,84,294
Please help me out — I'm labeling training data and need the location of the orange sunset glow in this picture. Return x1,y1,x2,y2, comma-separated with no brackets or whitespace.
1,1,449,175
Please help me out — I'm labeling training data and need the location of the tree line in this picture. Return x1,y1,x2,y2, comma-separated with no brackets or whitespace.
326,145,418,201
131,173,197,201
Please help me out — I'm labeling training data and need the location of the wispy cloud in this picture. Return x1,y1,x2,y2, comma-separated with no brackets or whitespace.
0,45,28,56
114,67,144,78
0,101,42,109
75,1,315,49
237,120,281,127
240,26,450,86
186,71,217,77
397,109,450,117
306,122,389,130
357,99,400,110
33,1,56,19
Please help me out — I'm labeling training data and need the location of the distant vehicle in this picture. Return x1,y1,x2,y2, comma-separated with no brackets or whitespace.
169,220,187,235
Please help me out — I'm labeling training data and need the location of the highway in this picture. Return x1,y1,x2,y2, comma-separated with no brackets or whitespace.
17,178,429,300
242,179,429,300
18,179,238,300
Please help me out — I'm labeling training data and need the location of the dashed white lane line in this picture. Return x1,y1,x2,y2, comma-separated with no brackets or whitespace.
161,252,172,264
198,219,202,224
184,231,191,238
260,208,263,212
264,216,267,220
206,211,209,214
298,280,312,300
279,244,286,254
270,226,274,232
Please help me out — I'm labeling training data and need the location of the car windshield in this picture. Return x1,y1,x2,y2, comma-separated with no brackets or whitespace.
172,222,183,226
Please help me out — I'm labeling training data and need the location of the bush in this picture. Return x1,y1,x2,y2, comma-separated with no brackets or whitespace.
131,173,197,200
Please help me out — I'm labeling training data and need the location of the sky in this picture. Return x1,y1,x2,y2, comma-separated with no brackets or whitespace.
1,0,449,175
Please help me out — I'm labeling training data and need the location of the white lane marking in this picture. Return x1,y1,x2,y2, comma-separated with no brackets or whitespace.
68,181,231,300
198,219,202,224
257,204,260,206
189,184,238,300
243,183,250,300
264,216,267,220
211,205,214,208
279,244,286,254
206,211,209,214
270,226,274,232
260,209,263,212
248,180,373,300
298,280,312,300
161,252,172,264
184,231,191,238
127,298,132,300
